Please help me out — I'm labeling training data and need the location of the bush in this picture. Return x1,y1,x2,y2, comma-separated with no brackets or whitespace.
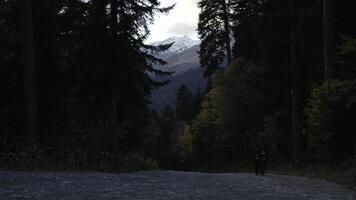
94,152,159,172
259,110,291,161
0,145,159,171
335,36,356,79
0,145,49,170
305,80,356,161
178,124,194,161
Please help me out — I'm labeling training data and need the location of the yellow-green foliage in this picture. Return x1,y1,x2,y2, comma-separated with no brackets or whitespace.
305,80,355,161
179,124,194,160
335,36,356,80
338,36,356,56
259,111,289,156
182,89,223,159
179,58,265,161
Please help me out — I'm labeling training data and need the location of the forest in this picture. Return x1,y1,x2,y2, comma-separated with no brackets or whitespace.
0,0,356,175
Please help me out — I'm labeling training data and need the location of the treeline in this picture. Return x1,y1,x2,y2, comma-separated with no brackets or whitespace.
1,0,356,171
178,0,356,167
143,84,203,168
0,0,175,169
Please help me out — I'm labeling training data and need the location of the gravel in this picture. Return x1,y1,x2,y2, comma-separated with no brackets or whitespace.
0,170,355,200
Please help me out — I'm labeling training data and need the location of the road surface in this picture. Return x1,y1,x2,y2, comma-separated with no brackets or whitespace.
0,170,355,199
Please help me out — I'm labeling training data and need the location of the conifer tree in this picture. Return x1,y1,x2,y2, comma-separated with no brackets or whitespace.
289,0,301,161
49,0,174,151
230,0,263,60
176,84,194,122
22,0,37,144
110,0,173,150
198,0,232,77
323,0,334,80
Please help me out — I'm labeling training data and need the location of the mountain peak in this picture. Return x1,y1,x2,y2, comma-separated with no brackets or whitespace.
150,36,204,111
151,36,200,55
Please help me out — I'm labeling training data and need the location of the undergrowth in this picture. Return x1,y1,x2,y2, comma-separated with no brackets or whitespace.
0,145,159,172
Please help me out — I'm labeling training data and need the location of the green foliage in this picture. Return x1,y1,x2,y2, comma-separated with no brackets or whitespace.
198,0,231,76
157,106,181,168
336,36,356,79
0,145,48,170
230,0,264,60
305,80,356,161
1,0,356,172
143,106,182,168
186,89,222,161
143,110,161,157
338,36,356,56
260,111,291,160
0,0,174,166
179,124,194,161
186,0,356,170
179,58,265,163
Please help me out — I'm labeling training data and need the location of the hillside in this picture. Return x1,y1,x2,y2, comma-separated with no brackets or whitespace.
150,37,206,110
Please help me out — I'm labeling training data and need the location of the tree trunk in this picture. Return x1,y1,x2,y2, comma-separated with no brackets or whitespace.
109,87,119,152
290,0,300,162
354,132,356,157
22,0,37,144
108,0,119,152
323,0,334,81
222,0,232,66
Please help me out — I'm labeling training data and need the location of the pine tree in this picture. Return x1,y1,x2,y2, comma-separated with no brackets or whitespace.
289,0,301,161
21,0,37,144
198,0,232,77
111,0,173,151
158,105,178,166
176,84,194,122
323,0,334,80
46,0,174,152
230,0,263,60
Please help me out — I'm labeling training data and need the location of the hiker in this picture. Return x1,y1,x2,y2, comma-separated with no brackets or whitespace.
255,149,268,175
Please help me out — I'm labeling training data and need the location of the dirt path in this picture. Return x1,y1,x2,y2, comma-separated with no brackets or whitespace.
0,170,355,200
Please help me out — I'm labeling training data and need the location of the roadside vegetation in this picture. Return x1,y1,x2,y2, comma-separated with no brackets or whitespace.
1,0,356,186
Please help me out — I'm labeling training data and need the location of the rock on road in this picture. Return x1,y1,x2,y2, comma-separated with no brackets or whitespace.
0,170,355,200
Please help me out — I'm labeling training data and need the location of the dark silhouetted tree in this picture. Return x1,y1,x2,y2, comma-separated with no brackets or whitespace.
176,84,194,122
323,0,334,80
22,0,37,144
198,0,232,77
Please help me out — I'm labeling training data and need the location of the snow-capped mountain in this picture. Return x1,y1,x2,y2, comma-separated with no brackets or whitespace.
150,36,200,59
150,36,206,110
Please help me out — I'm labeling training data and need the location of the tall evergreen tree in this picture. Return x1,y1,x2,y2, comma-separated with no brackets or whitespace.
21,0,37,144
112,0,173,151
159,105,179,166
109,0,120,152
322,0,334,80
230,0,263,60
176,84,194,122
289,0,301,161
198,0,232,77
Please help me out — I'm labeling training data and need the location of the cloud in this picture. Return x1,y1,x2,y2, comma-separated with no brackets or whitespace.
166,23,197,36
146,0,200,43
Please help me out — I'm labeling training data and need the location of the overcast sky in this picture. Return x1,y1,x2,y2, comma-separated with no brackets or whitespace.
146,0,200,43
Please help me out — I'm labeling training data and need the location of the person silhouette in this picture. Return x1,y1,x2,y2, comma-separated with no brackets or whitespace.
255,149,268,175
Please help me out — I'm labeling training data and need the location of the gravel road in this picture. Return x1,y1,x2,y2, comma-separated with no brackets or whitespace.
0,170,355,200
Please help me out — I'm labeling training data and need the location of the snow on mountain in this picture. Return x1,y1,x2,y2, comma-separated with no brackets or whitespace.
150,36,200,58
150,36,206,111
